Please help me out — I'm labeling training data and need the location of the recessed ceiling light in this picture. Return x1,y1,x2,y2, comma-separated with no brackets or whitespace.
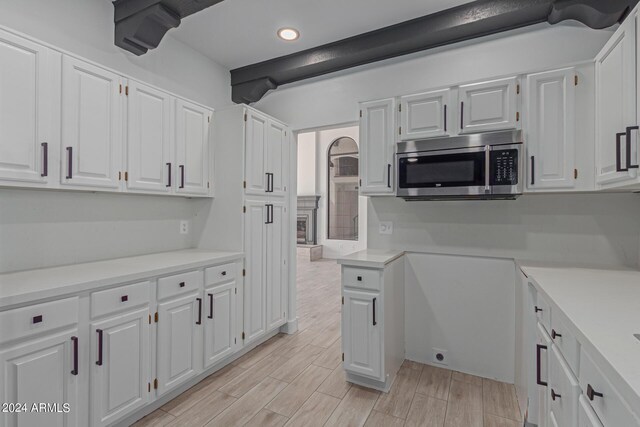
277,28,300,41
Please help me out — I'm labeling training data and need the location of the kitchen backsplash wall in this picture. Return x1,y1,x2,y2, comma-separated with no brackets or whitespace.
367,193,640,267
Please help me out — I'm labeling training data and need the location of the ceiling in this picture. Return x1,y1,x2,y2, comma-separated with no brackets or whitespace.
169,0,471,69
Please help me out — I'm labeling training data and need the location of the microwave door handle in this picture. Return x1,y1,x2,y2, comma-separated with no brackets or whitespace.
484,146,491,193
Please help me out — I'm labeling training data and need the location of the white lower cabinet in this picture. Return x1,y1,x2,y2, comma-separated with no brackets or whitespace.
340,257,404,392
578,395,603,427
266,201,287,331
0,331,80,427
90,307,150,427
342,288,381,380
549,345,580,427
156,291,202,395
536,322,552,427
204,281,237,368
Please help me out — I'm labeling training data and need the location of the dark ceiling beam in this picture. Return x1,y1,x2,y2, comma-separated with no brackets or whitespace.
231,0,637,104
113,0,226,55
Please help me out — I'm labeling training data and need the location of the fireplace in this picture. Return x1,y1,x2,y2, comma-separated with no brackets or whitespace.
297,196,320,245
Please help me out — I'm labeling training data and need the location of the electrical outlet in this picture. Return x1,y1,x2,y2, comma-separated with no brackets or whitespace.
180,220,189,235
433,348,448,366
379,221,393,235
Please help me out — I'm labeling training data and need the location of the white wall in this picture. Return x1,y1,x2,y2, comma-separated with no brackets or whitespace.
314,126,367,258
368,193,640,267
297,132,317,196
0,0,231,273
405,253,516,382
255,23,612,131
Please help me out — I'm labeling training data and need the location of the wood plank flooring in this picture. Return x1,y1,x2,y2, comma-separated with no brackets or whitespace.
133,255,522,427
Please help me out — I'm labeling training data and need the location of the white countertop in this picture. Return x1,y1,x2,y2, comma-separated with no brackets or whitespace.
0,249,243,309
518,261,640,415
337,249,405,269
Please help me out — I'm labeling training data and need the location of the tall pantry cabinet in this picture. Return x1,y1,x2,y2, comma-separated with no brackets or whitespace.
208,105,292,346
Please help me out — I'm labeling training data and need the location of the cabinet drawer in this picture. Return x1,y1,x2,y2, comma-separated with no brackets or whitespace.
579,348,640,427
91,281,150,318
343,266,381,291
157,270,203,301
535,292,552,334
550,312,580,375
0,297,78,344
205,263,236,286
578,395,603,427
549,345,580,427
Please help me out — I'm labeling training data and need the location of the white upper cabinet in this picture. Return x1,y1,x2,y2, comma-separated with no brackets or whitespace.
175,99,211,196
245,110,268,196
595,11,639,187
458,77,519,134
61,56,123,190
126,81,173,193
360,98,396,195
266,120,289,198
0,29,60,187
399,88,452,140
526,68,576,190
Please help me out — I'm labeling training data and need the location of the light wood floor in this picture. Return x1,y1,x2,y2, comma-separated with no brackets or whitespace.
133,255,522,427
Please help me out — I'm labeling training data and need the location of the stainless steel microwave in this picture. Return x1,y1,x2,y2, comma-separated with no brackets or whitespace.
396,130,523,200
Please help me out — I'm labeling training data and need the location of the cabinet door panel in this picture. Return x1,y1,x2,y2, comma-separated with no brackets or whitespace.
578,396,603,427
157,293,200,395
342,289,381,380
360,99,395,195
243,200,267,344
175,99,210,195
536,323,552,427
204,282,236,367
266,201,287,330
549,345,579,427
266,120,288,197
91,308,150,427
127,81,173,193
0,29,59,185
459,77,518,134
595,15,638,185
245,110,268,195
526,68,576,190
0,331,78,427
400,89,451,140
61,56,122,189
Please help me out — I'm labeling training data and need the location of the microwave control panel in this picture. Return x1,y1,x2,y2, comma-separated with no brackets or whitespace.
490,149,519,185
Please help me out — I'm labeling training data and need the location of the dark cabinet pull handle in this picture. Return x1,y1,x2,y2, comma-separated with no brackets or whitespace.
530,156,535,186
372,298,377,326
96,329,103,366
443,105,447,132
179,281,185,288
166,163,172,187
221,271,227,276
32,315,43,324
71,336,78,375
357,276,362,281
179,165,185,188
626,126,639,169
551,389,561,401
616,132,628,172
265,204,273,224
534,306,543,313
551,329,562,339
66,147,73,179
121,295,128,302
41,142,48,177
387,164,391,188
196,297,202,325
460,101,464,129
587,384,603,401
265,173,274,192
208,293,214,319
536,344,548,386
